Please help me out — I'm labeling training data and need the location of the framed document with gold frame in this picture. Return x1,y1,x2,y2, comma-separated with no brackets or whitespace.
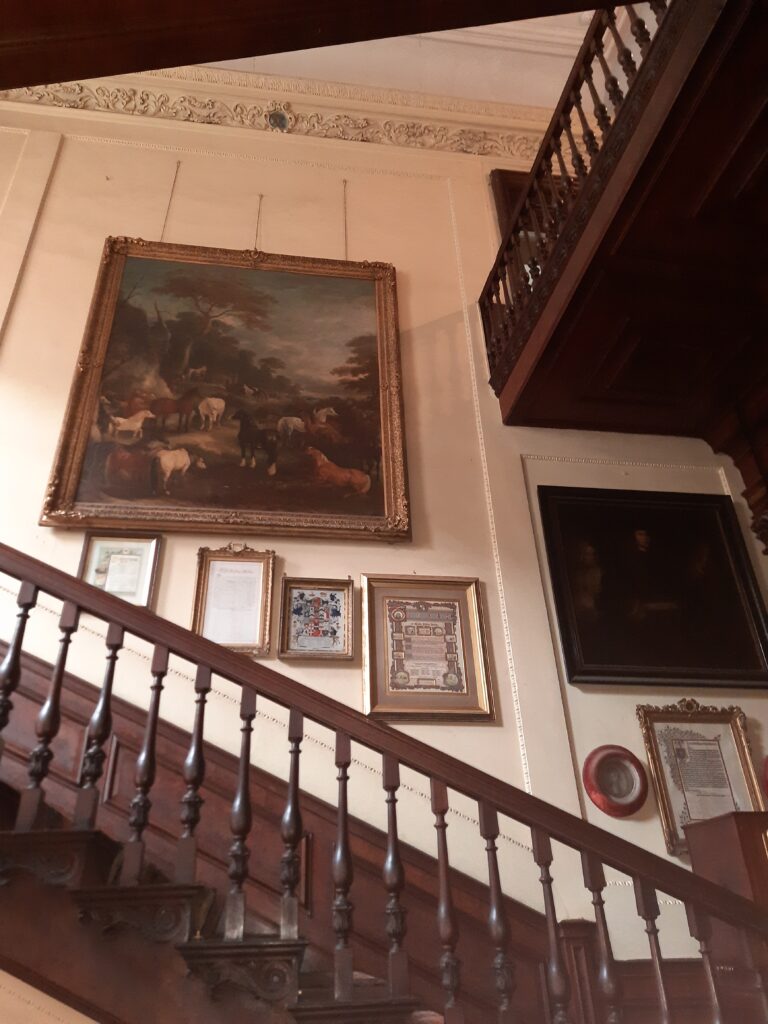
192,543,275,657
637,697,764,855
362,574,494,721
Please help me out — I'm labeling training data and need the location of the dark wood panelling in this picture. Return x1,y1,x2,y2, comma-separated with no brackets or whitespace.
0,1,601,91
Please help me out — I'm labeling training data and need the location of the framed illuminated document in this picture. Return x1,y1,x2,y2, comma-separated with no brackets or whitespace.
637,697,764,855
192,543,275,656
78,532,162,608
362,574,494,721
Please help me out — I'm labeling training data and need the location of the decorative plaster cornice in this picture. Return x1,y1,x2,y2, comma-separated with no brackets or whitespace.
0,65,550,161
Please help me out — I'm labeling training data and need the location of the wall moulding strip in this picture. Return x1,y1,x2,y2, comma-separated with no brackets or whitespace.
0,65,551,162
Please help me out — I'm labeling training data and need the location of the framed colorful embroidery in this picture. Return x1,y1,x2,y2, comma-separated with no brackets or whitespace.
278,577,354,660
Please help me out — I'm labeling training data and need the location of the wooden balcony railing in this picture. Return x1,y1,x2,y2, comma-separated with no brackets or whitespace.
1,540,768,1022
479,0,698,398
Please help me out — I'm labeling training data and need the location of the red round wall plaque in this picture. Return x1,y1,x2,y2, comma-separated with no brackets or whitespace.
582,745,648,818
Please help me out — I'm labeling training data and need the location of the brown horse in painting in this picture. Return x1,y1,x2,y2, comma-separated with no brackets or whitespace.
150,389,200,431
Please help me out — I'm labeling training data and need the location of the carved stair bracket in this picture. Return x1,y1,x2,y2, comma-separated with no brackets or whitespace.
74,882,216,944
0,829,119,888
178,935,307,1007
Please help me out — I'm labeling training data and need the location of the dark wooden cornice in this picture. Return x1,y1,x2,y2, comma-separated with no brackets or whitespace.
0,1,603,91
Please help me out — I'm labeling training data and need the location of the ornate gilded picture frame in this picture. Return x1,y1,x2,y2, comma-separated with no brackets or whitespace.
78,531,162,609
362,574,494,721
41,237,409,541
637,697,764,855
191,543,275,657
278,576,354,660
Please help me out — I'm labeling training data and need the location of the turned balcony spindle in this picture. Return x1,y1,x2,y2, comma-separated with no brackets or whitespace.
560,112,588,183
572,90,599,162
626,5,652,55
224,688,257,941
605,10,638,85
685,904,723,1024
333,731,354,1002
531,828,571,1024
0,580,38,760
382,754,409,997
581,852,622,1024
122,644,169,884
633,877,671,1024
649,0,668,26
280,708,304,939
479,803,515,1022
594,36,625,112
583,63,611,136
431,779,464,1023
73,622,124,830
16,600,79,832
175,664,211,883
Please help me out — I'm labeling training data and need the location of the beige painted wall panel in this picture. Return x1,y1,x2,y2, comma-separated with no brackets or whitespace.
0,970,96,1024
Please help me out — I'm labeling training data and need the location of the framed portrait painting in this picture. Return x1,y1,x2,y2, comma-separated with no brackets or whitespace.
539,487,768,687
278,577,354,659
191,544,274,657
637,698,764,855
78,532,162,608
41,237,409,541
362,574,494,721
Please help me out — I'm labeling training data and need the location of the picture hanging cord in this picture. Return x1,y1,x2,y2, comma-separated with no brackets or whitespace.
342,178,349,261
159,160,181,243
253,193,265,250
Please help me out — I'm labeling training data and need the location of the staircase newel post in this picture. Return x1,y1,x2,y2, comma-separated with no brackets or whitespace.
333,731,354,1002
0,580,38,764
382,754,409,997
431,778,464,1023
16,600,79,832
175,664,211,883
223,687,256,941
479,802,516,1022
73,622,124,830
280,707,304,939
122,643,168,884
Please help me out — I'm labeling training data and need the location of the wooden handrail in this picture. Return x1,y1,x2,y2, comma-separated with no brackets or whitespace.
1,540,767,938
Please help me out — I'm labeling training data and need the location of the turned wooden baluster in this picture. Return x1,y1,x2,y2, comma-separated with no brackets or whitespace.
0,580,38,762
605,10,638,85
626,5,652,55
382,755,409,996
594,35,625,112
581,852,622,1024
224,688,257,940
560,111,588,183
649,0,668,26
479,803,515,1022
550,136,576,208
332,732,354,1000
431,779,464,1023
175,664,211,883
73,623,124,830
15,600,79,832
531,828,571,1024
524,196,548,264
583,62,612,137
572,89,599,162
280,708,304,939
509,244,530,310
122,644,169,884
542,150,566,223
685,905,723,1024
533,175,557,242
633,878,671,1024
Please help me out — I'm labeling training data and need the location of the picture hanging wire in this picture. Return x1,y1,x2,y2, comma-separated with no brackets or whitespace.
159,160,182,243
342,178,349,261
253,193,265,250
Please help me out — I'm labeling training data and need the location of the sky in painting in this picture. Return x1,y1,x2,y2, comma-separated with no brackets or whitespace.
120,255,378,394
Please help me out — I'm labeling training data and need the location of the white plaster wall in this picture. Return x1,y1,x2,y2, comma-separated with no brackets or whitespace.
0,100,766,960
0,971,95,1024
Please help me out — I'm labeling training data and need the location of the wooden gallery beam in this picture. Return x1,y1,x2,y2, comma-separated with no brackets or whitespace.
0,0,603,91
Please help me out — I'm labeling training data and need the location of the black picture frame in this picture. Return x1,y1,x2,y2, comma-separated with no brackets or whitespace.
538,487,768,688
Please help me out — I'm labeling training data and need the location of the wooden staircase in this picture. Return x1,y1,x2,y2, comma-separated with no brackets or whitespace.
1,542,768,1023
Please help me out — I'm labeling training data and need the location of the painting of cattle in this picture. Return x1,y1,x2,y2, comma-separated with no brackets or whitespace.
42,237,409,540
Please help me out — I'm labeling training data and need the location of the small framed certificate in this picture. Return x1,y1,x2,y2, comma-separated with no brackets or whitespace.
362,574,494,721
78,532,162,608
192,544,275,656
278,577,354,660
637,697,764,855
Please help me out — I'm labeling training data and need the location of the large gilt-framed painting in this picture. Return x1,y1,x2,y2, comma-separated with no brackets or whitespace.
41,237,409,540
539,487,768,688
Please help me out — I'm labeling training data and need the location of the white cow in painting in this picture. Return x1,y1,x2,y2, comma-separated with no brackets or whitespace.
198,397,226,430
152,448,206,495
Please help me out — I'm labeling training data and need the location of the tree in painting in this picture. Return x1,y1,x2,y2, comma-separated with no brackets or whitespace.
78,256,385,518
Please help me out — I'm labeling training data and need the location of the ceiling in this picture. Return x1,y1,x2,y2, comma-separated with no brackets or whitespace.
206,13,592,109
